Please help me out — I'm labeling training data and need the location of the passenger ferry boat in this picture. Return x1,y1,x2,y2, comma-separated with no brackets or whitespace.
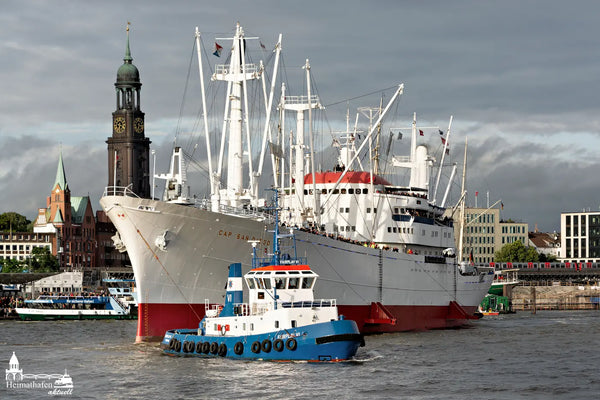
15,295,135,320
161,191,364,361
103,273,139,314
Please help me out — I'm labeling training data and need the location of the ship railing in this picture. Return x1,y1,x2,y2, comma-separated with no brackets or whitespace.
280,299,337,309
103,186,141,198
214,63,258,75
283,95,320,105
232,299,337,316
252,256,308,269
193,199,276,223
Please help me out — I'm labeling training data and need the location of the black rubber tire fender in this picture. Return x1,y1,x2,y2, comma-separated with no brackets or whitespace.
285,337,297,351
251,341,261,353
261,339,272,353
273,339,284,352
234,342,244,355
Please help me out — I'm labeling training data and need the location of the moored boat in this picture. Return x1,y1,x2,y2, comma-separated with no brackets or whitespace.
15,294,135,321
161,191,364,361
101,23,494,342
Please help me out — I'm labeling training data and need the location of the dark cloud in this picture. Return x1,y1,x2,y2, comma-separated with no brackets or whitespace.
1,0,599,232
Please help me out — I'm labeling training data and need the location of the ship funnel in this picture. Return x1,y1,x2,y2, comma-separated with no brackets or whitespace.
219,263,243,317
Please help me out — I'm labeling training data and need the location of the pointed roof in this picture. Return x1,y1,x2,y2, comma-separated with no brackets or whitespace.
70,196,90,224
116,23,140,86
54,152,68,191
53,209,64,224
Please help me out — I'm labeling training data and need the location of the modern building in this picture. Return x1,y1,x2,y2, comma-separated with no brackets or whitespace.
560,210,600,262
450,206,529,264
106,25,151,198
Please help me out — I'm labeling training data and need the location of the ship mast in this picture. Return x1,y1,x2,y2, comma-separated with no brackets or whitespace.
457,137,468,262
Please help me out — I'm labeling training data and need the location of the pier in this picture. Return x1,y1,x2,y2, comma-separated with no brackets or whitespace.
483,262,600,312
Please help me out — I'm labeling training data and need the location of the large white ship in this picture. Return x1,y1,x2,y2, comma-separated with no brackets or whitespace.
101,23,493,342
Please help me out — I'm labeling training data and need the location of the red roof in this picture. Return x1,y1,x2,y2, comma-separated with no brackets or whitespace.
303,171,391,185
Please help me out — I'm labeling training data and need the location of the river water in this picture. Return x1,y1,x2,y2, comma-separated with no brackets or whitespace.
1,310,599,399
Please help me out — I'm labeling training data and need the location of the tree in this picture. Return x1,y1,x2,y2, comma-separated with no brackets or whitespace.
539,252,558,262
0,258,25,273
495,240,539,263
0,212,32,232
29,247,59,273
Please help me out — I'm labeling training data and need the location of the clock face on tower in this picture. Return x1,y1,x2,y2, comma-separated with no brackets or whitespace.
113,116,126,134
134,117,144,133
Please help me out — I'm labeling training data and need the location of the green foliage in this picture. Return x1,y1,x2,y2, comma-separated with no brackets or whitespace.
495,240,539,263
29,247,60,272
0,212,32,232
0,258,25,273
539,252,558,262
0,247,59,273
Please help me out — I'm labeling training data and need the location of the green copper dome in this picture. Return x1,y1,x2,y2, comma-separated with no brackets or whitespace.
116,28,140,85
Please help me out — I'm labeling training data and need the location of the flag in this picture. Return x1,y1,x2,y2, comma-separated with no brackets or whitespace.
213,42,223,57
445,148,449,155
419,129,424,136
260,41,266,49
397,132,403,140
439,129,444,135
475,191,479,197
501,202,504,210
441,137,446,145
469,250,474,266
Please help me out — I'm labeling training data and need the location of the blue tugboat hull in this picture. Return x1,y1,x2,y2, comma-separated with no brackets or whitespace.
161,319,362,362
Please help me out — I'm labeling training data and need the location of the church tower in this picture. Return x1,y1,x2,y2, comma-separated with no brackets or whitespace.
107,24,151,198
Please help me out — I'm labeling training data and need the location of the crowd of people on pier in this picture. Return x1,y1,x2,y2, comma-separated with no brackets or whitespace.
0,295,23,318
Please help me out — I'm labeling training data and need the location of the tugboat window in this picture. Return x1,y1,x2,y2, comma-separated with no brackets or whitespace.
302,277,314,289
275,321,279,328
275,278,286,289
288,278,299,289
263,278,272,289
291,320,297,328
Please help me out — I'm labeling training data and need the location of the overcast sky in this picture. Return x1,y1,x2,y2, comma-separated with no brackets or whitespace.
1,0,599,232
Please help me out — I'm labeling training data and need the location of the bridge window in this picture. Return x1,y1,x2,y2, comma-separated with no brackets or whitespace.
356,189,361,194
275,278,286,289
302,277,314,289
341,188,347,194
349,188,354,194
288,277,299,289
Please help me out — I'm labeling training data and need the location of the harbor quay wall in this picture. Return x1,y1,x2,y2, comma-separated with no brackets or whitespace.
510,284,600,311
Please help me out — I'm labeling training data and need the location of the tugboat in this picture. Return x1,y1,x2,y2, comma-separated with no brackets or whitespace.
160,190,364,361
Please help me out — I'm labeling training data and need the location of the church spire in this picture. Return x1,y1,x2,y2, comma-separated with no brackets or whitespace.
124,22,132,63
54,151,68,191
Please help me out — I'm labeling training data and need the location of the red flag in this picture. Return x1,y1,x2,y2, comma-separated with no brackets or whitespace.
475,191,479,196
419,129,424,136
441,137,446,145
213,42,223,57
